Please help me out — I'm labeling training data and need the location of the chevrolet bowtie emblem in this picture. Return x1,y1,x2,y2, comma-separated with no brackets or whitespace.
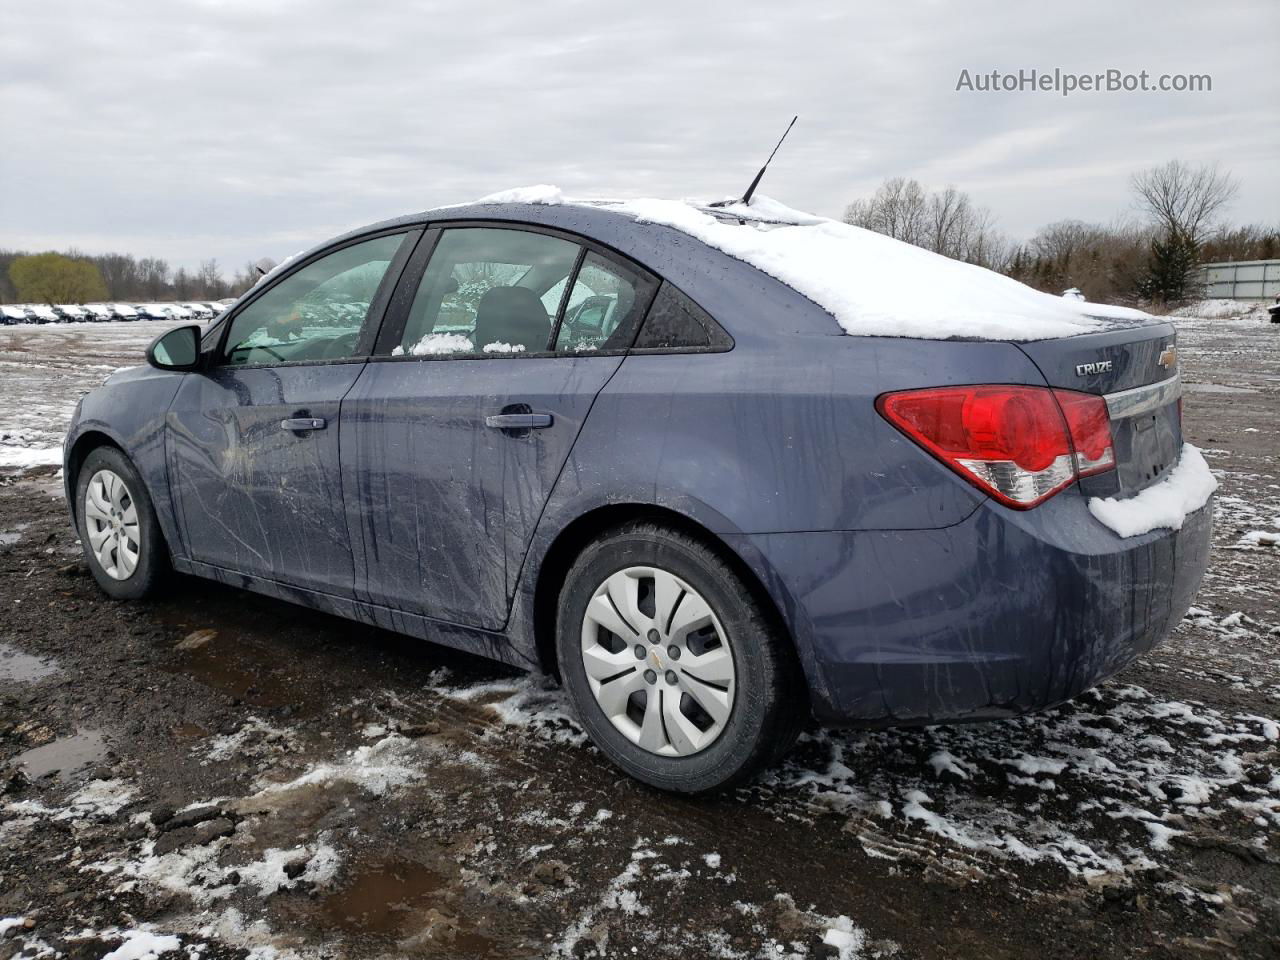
1158,346,1177,369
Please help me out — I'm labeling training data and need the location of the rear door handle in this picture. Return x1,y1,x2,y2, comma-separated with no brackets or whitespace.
485,413,553,430
280,417,327,432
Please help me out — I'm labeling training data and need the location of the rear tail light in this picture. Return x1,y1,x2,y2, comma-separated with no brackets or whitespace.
876,385,1115,509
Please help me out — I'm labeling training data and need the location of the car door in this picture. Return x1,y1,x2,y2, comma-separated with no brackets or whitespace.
340,225,658,630
167,229,418,597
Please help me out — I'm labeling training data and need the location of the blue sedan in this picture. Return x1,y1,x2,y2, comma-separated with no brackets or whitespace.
63,194,1214,792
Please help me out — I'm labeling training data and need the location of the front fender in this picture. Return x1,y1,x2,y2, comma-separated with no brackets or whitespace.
63,369,187,558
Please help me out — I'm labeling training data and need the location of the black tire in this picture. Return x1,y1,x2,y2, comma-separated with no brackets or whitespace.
75,446,168,600
555,521,806,794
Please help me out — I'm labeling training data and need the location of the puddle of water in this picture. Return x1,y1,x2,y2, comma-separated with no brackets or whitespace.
14,730,109,780
0,642,59,682
172,722,209,740
318,858,498,955
321,858,446,935
165,639,295,709
1184,382,1257,394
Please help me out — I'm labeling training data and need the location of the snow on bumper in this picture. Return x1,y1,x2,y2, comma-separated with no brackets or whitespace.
1088,443,1217,538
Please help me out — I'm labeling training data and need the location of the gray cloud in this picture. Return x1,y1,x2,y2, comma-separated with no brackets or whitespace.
2,0,1276,270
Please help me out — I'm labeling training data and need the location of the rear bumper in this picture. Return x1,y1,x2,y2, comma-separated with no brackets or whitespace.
732,491,1213,726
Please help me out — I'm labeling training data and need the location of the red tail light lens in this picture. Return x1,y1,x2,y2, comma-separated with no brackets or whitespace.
1051,389,1116,477
876,385,1115,509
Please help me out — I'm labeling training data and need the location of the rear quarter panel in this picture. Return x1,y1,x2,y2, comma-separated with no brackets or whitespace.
571,331,1050,535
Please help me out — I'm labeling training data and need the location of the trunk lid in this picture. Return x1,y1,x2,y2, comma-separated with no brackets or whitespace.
1016,320,1182,499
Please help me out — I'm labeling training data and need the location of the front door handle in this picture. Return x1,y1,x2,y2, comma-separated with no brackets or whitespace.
485,413,553,430
280,417,327,432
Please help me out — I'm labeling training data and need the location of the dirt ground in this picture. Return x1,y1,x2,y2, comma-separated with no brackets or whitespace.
0,311,1277,959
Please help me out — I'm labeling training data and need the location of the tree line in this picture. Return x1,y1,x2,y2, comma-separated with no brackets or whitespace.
844,160,1277,307
0,250,262,305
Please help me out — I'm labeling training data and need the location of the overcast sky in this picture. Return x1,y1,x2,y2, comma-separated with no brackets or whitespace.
3,0,1277,272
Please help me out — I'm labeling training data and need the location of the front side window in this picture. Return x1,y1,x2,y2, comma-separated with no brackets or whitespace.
395,228,580,357
222,233,405,366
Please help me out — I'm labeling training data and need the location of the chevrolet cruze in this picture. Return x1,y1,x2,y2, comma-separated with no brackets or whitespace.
63,193,1213,792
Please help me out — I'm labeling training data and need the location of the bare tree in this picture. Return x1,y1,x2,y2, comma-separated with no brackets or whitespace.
1201,223,1280,263
93,253,139,300
846,178,1008,269
173,266,193,300
844,177,930,247
198,259,225,299
1130,160,1239,249
137,257,171,300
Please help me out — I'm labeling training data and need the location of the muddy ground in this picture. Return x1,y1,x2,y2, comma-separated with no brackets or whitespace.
0,311,1277,959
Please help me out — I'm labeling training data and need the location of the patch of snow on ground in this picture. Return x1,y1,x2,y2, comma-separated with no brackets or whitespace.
1088,444,1217,537
92,833,340,905
249,734,425,798
761,682,1279,878
99,929,182,960
1169,299,1265,320
432,674,588,746
59,778,136,820
203,717,300,764
821,916,868,960
0,436,61,471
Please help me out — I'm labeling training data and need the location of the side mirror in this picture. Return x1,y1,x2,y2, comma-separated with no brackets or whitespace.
146,325,202,371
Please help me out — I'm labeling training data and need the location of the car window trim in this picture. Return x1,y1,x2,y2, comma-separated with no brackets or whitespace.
370,220,660,363
546,246,588,350
212,226,422,371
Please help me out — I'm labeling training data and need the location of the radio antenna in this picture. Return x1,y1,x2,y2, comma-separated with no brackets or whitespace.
709,115,798,208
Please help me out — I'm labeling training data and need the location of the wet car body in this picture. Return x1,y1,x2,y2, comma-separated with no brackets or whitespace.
63,201,1213,727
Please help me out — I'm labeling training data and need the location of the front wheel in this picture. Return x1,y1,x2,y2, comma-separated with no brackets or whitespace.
75,446,167,600
555,522,805,794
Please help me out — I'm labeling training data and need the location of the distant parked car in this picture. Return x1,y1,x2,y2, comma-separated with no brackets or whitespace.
134,304,174,321
180,302,214,321
83,304,114,323
28,304,58,324
1269,296,1279,324
55,305,89,323
110,304,140,321
0,305,27,325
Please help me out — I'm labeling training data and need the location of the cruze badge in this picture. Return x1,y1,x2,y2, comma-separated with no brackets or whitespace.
1075,360,1113,376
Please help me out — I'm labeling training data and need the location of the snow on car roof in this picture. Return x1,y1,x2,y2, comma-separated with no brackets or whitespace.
472,185,1154,342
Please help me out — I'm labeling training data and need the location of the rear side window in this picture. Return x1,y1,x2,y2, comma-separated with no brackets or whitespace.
396,228,579,357
552,252,654,354
633,283,733,352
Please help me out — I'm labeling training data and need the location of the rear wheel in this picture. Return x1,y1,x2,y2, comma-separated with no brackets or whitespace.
76,446,167,600
556,522,805,793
